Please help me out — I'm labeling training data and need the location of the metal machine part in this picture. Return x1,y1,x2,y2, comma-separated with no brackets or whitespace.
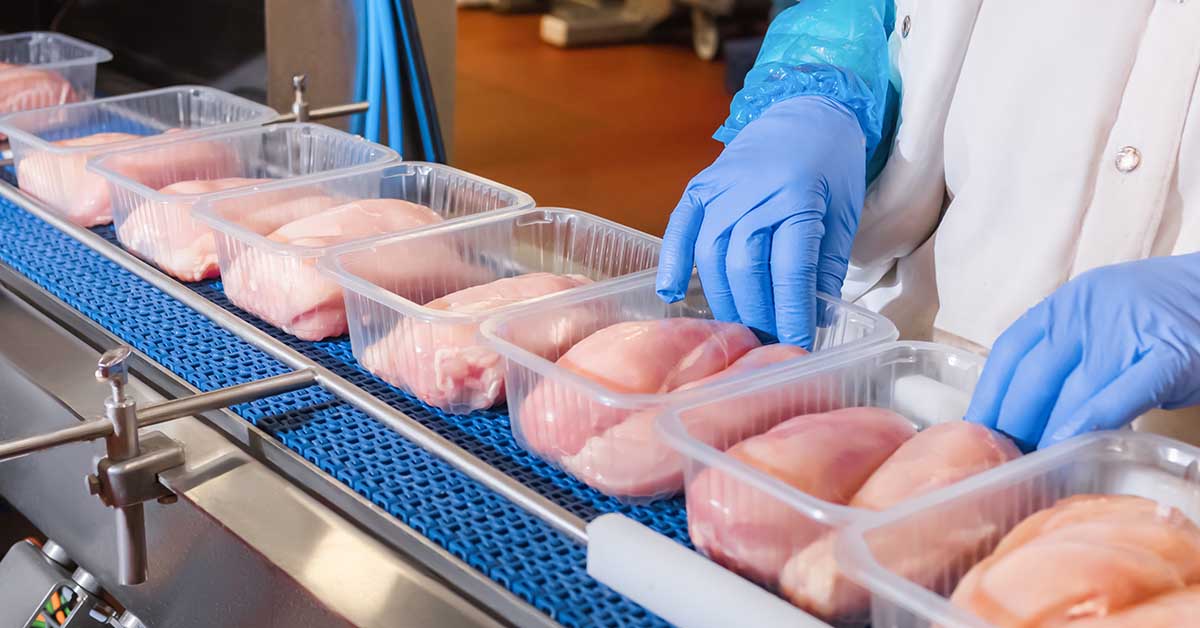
0,343,320,587
0,539,119,628
0,276,510,627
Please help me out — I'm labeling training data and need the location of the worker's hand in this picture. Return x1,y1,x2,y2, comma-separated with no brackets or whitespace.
965,254,1200,450
656,95,867,348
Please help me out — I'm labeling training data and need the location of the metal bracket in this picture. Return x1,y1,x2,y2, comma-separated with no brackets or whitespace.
88,432,185,509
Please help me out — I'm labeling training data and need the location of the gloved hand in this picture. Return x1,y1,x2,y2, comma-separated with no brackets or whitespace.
965,254,1200,450
655,95,867,348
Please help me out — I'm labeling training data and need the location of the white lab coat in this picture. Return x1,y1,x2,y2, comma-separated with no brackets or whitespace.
842,0,1200,442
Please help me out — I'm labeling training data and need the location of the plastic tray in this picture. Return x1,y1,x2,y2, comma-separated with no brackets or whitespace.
194,162,535,340
481,276,901,503
320,207,662,414
0,86,277,226
0,32,111,116
88,123,399,281
655,341,984,623
837,431,1200,628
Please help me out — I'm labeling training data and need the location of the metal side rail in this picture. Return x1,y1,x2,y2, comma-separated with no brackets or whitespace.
0,182,681,627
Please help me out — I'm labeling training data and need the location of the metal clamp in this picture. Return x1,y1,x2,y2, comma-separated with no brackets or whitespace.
88,432,185,509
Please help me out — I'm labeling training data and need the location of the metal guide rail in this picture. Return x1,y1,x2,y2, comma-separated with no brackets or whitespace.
0,178,687,627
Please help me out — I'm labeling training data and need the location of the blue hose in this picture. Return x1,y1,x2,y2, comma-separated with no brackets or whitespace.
364,0,383,143
374,0,405,153
393,0,445,162
350,0,368,136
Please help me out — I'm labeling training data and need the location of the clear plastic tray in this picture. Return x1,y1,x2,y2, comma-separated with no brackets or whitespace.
480,277,901,504
320,207,662,414
0,32,111,116
194,162,535,340
654,341,984,623
837,431,1200,628
88,123,399,281
0,86,277,226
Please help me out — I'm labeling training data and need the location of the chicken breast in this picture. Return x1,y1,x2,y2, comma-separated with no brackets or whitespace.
951,495,1200,627
222,199,445,339
0,63,75,116
780,422,1020,621
116,178,330,281
16,132,140,226
686,408,915,586
515,319,762,461
359,272,594,412
1067,586,1200,628
561,343,813,499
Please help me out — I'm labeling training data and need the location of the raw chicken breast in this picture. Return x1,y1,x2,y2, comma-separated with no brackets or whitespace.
951,495,1200,627
116,178,325,281
780,422,1019,620
359,273,594,411
850,422,1021,510
562,344,813,499
17,132,141,226
516,319,761,461
221,199,444,339
686,408,915,586
1067,586,1200,628
0,63,75,116
956,542,1182,627
18,128,231,227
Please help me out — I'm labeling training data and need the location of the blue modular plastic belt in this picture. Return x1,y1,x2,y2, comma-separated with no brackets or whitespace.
0,191,689,627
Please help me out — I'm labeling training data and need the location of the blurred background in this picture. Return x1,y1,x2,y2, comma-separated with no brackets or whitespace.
1,0,783,237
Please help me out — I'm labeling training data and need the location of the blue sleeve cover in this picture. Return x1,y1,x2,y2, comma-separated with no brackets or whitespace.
716,0,894,164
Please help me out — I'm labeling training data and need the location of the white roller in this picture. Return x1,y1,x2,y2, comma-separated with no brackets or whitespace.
586,514,828,628
893,374,972,427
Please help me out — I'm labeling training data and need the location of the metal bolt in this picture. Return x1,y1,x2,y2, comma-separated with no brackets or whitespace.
72,567,102,595
157,494,179,506
41,540,72,568
902,15,911,38
86,474,101,496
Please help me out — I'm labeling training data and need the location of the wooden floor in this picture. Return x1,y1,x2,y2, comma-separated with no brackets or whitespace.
453,9,729,236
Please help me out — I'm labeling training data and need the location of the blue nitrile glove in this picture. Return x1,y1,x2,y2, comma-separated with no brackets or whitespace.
965,254,1200,450
656,95,867,348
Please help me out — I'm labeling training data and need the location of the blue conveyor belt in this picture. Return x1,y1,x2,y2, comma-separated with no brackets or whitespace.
0,191,688,627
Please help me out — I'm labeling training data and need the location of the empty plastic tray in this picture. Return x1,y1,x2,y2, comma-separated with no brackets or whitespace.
0,86,277,226
481,276,900,504
0,32,111,116
88,123,399,281
194,161,535,340
837,431,1200,628
654,341,986,623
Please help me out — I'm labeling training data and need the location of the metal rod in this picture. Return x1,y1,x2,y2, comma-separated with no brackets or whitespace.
0,185,590,544
0,420,110,463
0,369,318,464
138,368,317,426
273,102,370,124
115,503,147,585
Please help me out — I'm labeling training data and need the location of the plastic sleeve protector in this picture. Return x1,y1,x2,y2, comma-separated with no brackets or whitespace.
716,0,894,163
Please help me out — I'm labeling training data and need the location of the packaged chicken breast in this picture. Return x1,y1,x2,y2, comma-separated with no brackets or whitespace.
650,341,1024,625
322,207,661,413
197,162,533,340
0,86,275,226
838,430,1200,628
0,32,110,119
88,123,398,281
481,274,898,503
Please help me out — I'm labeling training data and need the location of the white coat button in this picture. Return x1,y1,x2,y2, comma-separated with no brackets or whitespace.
1115,146,1141,173
902,15,911,37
